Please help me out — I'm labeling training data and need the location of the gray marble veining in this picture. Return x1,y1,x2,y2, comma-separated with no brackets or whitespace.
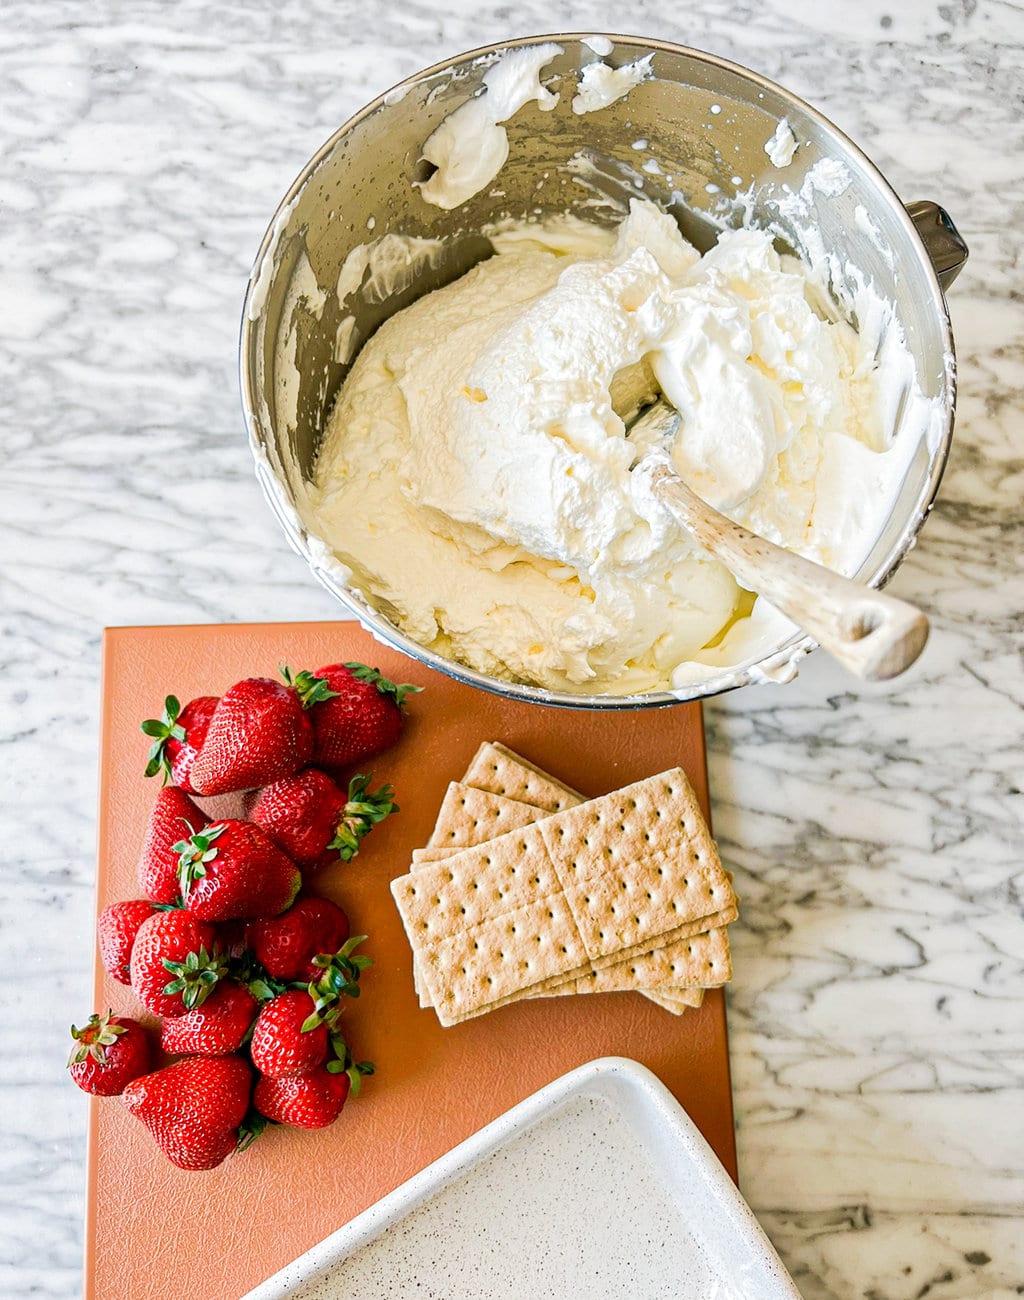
1,2,1021,1297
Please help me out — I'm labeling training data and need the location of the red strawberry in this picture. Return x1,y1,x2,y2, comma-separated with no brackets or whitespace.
254,1067,351,1129
175,819,301,921
189,677,314,796
214,917,251,959
122,1055,254,1171
98,899,158,984
161,981,258,1056
251,769,397,874
249,937,370,1077
253,1036,373,1127
249,990,328,1078
138,787,210,905
285,662,420,773
130,910,225,1017
67,1012,151,1097
140,694,219,792
247,897,350,982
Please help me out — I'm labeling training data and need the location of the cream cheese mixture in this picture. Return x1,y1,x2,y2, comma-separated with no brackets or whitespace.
306,197,921,695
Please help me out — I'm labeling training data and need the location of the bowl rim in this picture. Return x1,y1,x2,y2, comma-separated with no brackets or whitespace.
238,31,957,711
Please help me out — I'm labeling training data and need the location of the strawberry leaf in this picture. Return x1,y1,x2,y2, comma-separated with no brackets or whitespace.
328,775,398,862
324,1032,374,1094
236,1107,271,1152
228,948,289,1003
175,822,227,900
67,1011,126,1068
301,938,371,1029
280,663,340,709
347,1061,375,1096
327,1049,375,1094
342,661,422,710
161,944,227,1009
247,978,280,1002
139,696,187,782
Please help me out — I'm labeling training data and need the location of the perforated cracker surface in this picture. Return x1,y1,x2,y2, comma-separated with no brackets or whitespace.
425,783,551,849
391,768,736,1021
537,769,729,960
462,742,585,811
436,925,724,1026
410,759,725,1009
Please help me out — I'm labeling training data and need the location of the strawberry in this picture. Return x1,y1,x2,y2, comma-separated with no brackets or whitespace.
129,910,225,1017
254,1066,351,1129
140,694,219,792
249,990,328,1078
189,677,314,796
214,917,251,959
161,981,258,1056
284,662,420,773
251,769,397,874
249,937,371,1077
246,897,350,982
175,819,301,921
122,1055,254,1171
254,1035,373,1127
138,787,210,905
67,1012,151,1097
97,899,159,984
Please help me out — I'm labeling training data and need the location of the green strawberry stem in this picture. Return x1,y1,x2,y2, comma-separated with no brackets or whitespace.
162,944,228,1011
140,695,186,782
230,948,291,1004
301,936,371,1031
174,822,227,900
279,663,339,709
328,774,398,862
236,1108,272,1151
68,1010,125,1068
325,1031,375,1095
343,661,423,709
246,976,286,1002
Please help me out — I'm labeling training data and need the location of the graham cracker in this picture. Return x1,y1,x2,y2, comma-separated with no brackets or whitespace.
461,741,585,811
415,902,736,1009
640,992,696,1016
410,749,728,1013
391,768,735,1023
425,783,557,850
519,984,704,1016
436,927,727,1026
529,976,706,1007
412,756,730,1007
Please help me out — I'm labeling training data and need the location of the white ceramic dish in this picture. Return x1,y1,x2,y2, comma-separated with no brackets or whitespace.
242,1057,801,1300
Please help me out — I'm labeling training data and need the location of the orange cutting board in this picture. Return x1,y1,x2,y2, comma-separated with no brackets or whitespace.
85,622,735,1300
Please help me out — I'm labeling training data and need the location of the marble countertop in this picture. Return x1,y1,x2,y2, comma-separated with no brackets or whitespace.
2,1,1021,1297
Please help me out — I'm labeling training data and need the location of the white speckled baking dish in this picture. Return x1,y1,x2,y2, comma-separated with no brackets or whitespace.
241,1057,801,1300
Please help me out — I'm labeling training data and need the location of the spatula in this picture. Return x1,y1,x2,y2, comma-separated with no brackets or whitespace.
629,399,929,681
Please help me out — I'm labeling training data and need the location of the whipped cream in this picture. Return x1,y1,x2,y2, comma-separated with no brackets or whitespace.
305,199,927,694
764,118,799,167
572,54,654,114
336,234,446,304
581,35,614,57
418,44,562,209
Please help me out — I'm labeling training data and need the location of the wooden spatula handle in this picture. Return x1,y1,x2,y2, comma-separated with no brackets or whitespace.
650,465,929,681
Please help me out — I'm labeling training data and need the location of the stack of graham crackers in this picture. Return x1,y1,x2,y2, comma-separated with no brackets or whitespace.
390,743,738,1027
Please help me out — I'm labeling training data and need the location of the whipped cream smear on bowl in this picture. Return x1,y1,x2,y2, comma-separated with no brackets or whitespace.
297,44,938,697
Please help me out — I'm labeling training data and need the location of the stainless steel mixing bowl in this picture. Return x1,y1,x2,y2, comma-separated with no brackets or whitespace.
239,34,966,709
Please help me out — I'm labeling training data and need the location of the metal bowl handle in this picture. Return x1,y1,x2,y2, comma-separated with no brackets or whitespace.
905,201,969,290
